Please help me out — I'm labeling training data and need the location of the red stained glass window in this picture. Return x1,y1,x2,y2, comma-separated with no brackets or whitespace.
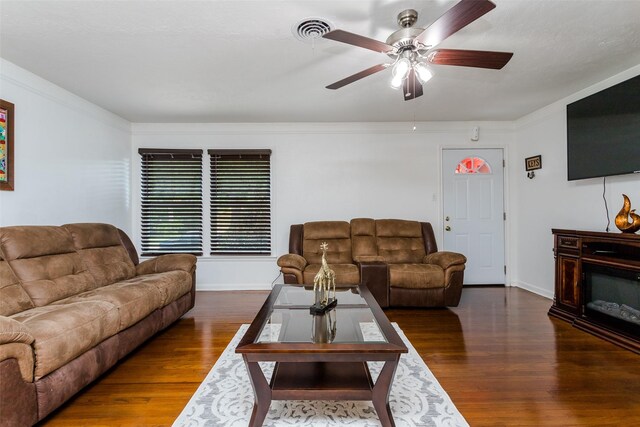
455,157,492,174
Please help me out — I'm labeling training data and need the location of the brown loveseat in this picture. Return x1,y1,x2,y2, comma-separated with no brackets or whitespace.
0,223,197,427
277,219,466,308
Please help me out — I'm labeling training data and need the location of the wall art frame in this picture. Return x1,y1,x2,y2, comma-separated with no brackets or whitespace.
525,155,542,172
0,99,15,191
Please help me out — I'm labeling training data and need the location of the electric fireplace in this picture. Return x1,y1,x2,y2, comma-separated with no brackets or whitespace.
550,229,640,353
583,263,640,337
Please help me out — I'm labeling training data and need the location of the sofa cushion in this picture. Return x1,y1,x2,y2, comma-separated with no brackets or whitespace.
53,280,164,331
302,221,353,264
376,220,427,264
303,263,360,285
389,264,444,289
64,223,136,287
0,255,34,316
10,301,119,380
351,218,378,259
0,226,96,306
129,271,192,307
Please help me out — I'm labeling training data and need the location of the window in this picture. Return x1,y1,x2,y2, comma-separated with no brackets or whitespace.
455,156,492,174
139,149,203,256
209,150,272,255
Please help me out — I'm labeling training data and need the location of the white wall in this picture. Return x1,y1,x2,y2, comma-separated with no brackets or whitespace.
6,55,637,296
511,64,640,298
0,59,132,232
132,122,514,290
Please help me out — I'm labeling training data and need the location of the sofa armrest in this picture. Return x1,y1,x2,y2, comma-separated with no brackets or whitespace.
277,254,307,271
0,316,34,346
357,261,389,308
277,254,307,285
136,254,197,276
0,317,35,382
424,251,467,270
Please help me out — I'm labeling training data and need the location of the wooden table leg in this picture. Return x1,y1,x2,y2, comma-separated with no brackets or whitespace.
371,356,400,427
243,357,271,427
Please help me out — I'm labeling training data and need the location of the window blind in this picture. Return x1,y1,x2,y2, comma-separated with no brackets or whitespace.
209,150,272,255
139,149,203,256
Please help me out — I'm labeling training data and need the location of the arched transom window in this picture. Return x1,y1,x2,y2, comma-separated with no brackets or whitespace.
455,157,492,174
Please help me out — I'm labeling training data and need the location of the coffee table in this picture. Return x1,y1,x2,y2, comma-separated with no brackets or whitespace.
236,284,408,427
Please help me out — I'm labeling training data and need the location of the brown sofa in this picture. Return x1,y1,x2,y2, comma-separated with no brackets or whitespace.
0,223,197,427
277,219,466,308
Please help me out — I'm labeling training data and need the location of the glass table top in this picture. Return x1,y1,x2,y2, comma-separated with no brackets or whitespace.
272,285,368,307
256,286,387,344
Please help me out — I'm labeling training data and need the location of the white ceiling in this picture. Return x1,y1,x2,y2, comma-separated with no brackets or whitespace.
1,0,640,123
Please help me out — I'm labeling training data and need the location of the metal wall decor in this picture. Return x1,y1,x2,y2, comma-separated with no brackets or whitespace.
615,194,640,233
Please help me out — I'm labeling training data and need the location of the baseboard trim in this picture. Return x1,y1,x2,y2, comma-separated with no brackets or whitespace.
196,283,273,291
196,281,555,297
513,281,553,300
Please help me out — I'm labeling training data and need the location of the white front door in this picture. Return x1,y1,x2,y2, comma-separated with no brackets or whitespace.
442,148,505,285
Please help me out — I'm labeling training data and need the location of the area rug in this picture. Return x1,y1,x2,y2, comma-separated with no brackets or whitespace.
173,323,468,427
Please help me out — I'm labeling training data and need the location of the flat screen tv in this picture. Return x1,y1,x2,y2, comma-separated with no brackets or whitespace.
567,74,640,181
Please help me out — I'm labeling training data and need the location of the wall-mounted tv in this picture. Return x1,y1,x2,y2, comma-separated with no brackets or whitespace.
567,74,640,181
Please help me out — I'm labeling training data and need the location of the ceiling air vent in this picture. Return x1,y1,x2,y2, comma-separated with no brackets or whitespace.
293,18,334,43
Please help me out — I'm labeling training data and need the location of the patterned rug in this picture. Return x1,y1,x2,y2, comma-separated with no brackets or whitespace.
173,323,468,427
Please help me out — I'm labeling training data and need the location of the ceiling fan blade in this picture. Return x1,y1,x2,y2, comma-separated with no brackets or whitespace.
402,69,424,101
414,0,496,49
323,29,395,54
428,49,513,69
326,64,388,90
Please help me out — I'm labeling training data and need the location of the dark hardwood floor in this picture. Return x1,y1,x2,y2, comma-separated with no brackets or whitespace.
41,287,640,426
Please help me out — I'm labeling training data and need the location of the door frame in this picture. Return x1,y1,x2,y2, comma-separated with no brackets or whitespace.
439,145,512,286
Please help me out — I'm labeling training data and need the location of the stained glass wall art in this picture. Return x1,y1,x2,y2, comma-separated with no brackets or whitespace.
0,99,15,191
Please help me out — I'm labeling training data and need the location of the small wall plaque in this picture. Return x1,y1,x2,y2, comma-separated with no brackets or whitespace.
525,155,542,179
525,155,542,171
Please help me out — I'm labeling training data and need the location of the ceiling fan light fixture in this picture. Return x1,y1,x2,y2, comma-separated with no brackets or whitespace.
390,74,404,89
414,62,433,84
392,57,411,79
390,56,412,89
321,0,512,101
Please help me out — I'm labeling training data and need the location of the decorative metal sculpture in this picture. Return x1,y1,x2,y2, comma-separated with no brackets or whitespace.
615,194,640,234
310,242,337,314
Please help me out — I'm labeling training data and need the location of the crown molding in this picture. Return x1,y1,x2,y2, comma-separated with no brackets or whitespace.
516,63,640,129
131,121,515,136
0,58,130,132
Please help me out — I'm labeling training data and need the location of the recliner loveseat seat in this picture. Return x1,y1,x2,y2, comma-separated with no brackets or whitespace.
277,218,466,308
0,223,197,426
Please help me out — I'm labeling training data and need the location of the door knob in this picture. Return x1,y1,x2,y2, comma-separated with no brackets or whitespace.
445,226,451,231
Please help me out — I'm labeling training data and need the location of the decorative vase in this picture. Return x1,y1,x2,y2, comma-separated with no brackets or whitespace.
614,194,640,233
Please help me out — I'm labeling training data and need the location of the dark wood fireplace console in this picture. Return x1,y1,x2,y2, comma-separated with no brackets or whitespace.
549,229,640,353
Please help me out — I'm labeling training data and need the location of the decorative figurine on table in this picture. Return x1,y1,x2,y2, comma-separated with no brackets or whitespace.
311,308,337,343
615,194,640,234
310,241,338,314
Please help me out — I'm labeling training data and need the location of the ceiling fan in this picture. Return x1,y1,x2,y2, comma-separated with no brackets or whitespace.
322,0,513,101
